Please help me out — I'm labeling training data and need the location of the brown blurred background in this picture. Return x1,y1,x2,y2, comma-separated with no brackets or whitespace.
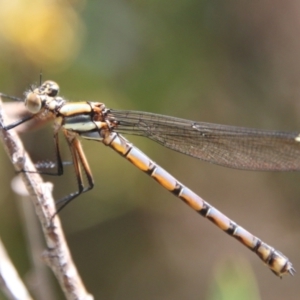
0,1,300,299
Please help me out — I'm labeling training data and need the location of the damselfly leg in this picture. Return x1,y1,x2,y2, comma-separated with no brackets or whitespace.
54,129,94,213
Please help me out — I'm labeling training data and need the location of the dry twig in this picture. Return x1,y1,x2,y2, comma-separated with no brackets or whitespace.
0,96,93,300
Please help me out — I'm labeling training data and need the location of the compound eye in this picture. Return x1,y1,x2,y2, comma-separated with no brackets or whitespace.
43,80,59,97
25,92,42,114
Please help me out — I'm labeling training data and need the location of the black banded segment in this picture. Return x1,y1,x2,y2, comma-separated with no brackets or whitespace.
125,145,155,172
225,221,237,235
122,143,133,157
198,203,210,217
231,225,260,250
205,207,233,231
252,239,262,253
107,133,132,156
178,188,205,211
150,166,178,191
145,162,156,176
171,182,183,196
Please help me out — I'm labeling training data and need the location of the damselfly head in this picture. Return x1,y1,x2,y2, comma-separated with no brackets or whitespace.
24,80,60,114
40,80,59,97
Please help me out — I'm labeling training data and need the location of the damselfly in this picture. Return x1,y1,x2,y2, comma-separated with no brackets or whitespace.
1,80,299,277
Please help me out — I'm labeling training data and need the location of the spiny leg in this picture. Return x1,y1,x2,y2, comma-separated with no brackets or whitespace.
54,131,94,216
18,128,67,176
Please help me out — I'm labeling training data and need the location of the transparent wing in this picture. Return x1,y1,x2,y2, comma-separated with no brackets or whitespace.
110,110,300,171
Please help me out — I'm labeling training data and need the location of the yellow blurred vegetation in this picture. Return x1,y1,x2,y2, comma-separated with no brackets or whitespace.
0,0,85,68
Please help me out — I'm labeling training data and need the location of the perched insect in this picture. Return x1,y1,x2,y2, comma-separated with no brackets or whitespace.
1,80,300,277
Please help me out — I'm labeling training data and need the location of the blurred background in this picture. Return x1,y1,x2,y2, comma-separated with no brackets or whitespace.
0,0,300,299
